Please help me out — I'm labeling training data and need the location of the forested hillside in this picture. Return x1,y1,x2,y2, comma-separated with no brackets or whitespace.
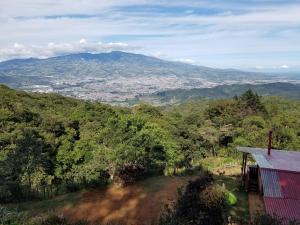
147,82,300,104
1,84,300,204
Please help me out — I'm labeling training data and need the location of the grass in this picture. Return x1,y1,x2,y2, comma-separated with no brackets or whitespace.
198,156,249,221
138,174,197,195
197,156,240,171
137,175,172,194
215,174,249,220
4,190,83,216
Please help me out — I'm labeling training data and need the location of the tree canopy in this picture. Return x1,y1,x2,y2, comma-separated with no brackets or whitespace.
1,85,300,202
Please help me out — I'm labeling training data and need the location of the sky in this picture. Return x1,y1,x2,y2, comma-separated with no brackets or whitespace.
0,0,300,71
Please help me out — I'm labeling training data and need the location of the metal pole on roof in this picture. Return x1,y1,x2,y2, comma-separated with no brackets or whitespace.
268,130,272,156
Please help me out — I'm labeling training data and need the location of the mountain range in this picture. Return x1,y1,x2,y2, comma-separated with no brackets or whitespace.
0,51,299,104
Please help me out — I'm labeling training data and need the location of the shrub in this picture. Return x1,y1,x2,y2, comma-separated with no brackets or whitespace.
159,171,227,225
251,214,300,225
0,207,25,225
113,163,145,186
34,214,127,225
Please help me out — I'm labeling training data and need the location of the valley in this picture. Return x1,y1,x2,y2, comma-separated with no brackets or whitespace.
2,0,300,224
1,51,299,105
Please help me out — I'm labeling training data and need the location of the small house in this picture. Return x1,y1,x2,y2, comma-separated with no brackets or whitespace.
238,144,300,222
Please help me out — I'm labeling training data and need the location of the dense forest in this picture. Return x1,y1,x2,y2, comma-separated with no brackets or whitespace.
1,84,300,204
1,84,300,225
149,82,300,104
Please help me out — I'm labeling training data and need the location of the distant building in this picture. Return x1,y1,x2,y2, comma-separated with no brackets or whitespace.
238,146,300,222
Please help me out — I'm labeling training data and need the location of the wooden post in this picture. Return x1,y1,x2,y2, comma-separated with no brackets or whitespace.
244,153,248,190
241,153,246,187
244,153,248,175
241,153,245,177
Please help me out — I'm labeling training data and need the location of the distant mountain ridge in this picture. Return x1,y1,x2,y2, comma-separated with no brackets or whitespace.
0,51,269,81
143,82,300,104
0,51,299,104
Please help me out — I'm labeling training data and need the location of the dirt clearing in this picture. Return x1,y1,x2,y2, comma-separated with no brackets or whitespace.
60,176,195,225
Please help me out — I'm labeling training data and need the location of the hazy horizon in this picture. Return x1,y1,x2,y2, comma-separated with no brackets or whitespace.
1,50,300,74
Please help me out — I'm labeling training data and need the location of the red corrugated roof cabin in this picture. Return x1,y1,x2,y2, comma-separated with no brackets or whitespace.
237,146,300,222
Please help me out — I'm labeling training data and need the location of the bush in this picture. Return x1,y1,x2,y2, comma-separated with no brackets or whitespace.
159,171,227,225
64,182,81,193
37,215,92,225
251,214,300,225
0,182,25,203
34,214,126,225
113,163,145,186
0,207,25,225
200,184,227,208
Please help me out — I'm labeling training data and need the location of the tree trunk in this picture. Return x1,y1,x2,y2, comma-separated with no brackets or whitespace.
212,146,215,157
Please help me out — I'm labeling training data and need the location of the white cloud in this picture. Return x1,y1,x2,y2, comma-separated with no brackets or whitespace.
279,64,289,69
79,38,87,44
0,1,300,68
178,58,195,64
107,42,129,47
255,66,264,69
0,40,135,61
184,10,194,14
14,43,23,48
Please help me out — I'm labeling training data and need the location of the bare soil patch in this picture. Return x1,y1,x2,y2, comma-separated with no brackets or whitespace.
60,176,195,225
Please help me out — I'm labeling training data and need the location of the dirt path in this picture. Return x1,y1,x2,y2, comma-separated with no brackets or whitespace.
60,176,195,225
248,193,265,221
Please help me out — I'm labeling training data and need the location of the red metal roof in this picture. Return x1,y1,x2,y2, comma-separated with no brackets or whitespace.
264,197,300,222
267,150,300,173
260,170,300,222
260,169,300,199
238,147,300,221
278,171,300,200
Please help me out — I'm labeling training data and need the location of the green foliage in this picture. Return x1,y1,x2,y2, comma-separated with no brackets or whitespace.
0,211,126,225
238,89,267,116
151,82,300,104
226,192,237,206
1,85,300,203
159,171,227,225
36,215,88,225
0,207,26,225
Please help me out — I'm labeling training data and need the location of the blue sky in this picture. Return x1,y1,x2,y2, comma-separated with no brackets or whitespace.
0,0,300,71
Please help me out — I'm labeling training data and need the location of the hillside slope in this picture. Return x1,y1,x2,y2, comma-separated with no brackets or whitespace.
145,82,300,104
0,51,266,81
